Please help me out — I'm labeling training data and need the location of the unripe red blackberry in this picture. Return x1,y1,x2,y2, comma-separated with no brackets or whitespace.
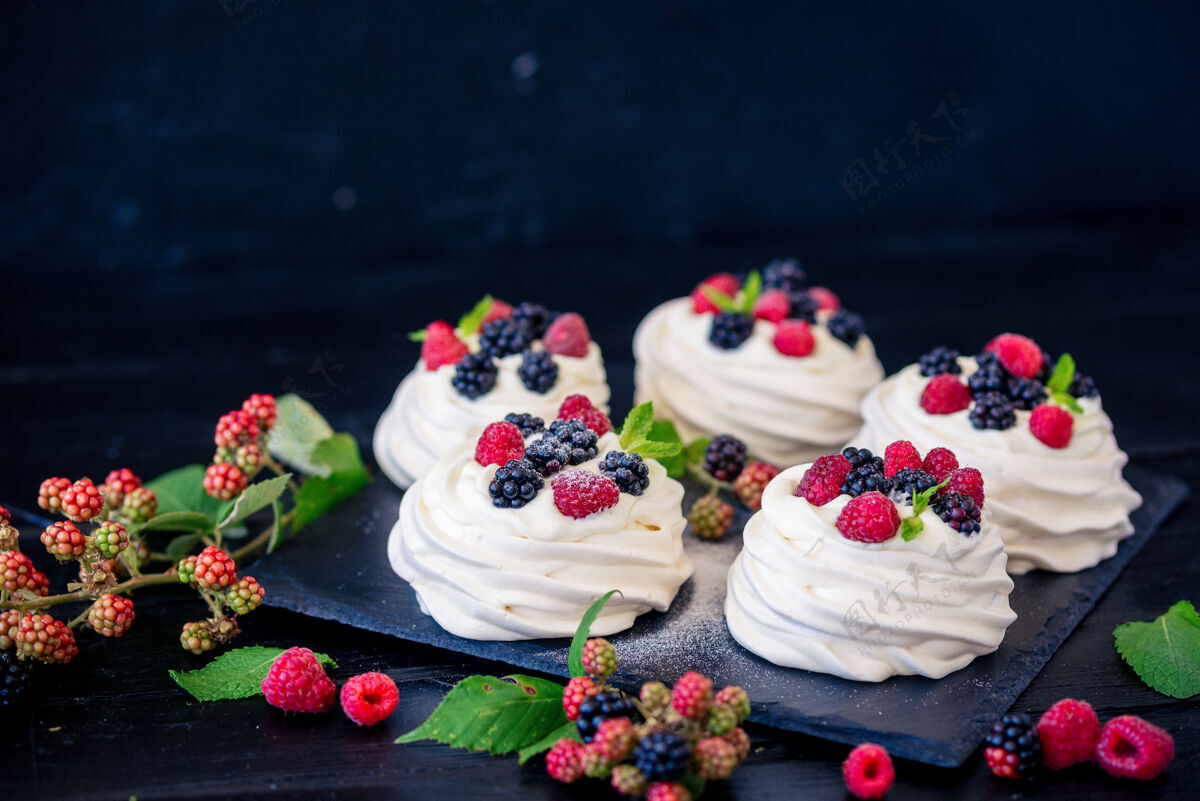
59,478,105,522
687,495,734,541
15,613,78,663
90,520,129,559
226,576,265,615
234,444,264,478
102,468,142,508
37,477,72,513
724,727,751,762
1,551,50,597
692,736,738,780
40,520,89,560
610,763,648,796
88,594,135,637
671,671,714,719
715,685,751,723
242,393,278,429
581,637,618,680
0,609,19,650
120,487,158,523
204,462,248,500
639,680,671,715
215,409,260,448
193,545,237,590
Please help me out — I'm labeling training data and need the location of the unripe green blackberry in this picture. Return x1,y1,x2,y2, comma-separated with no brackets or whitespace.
581,746,613,779
226,576,265,615
120,487,158,523
639,680,671,715
610,763,648,796
234,444,264,478
178,555,198,585
90,520,129,559
706,703,738,735
581,637,618,680
180,620,214,654
687,495,734,541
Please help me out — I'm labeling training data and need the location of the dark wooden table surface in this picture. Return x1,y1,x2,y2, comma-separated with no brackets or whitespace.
3,221,1198,799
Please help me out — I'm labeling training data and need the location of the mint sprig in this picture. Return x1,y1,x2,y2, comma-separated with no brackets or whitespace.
899,478,950,541
1045,353,1084,414
700,270,762,315
617,402,683,469
1114,600,1200,699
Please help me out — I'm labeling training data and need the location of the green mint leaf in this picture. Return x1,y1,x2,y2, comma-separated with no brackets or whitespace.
145,465,226,521
164,532,205,563
127,510,215,536
407,329,428,342
629,440,684,459
218,474,291,529
900,517,924,541
1114,600,1200,699
700,285,737,312
910,478,950,518
619,402,656,450
168,646,337,702
517,721,580,764
457,294,494,337
1052,390,1085,414
1046,353,1076,395
265,500,284,554
647,420,685,478
292,434,370,532
684,438,712,466
736,269,762,313
266,394,336,476
397,674,567,756
569,590,619,677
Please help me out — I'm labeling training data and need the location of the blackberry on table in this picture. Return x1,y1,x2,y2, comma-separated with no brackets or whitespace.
525,437,570,476
919,346,962,377
512,302,556,339
889,468,938,504
503,413,544,437
787,290,820,323
1,649,33,709
576,688,639,742
762,257,807,292
709,312,754,350
517,349,558,393
969,391,1017,430
704,435,748,482
826,308,865,347
841,464,892,497
547,419,598,465
1006,376,1047,410
487,459,544,508
1070,373,1099,398
478,318,532,359
633,730,693,782
451,353,498,399
598,451,651,495
968,353,1010,395
932,491,981,534
985,712,1042,779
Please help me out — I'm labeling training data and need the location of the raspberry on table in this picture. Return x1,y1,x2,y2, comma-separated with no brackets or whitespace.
15,613,78,663
512,301,557,339
242,393,279,429
796,454,852,506
1030,403,1073,448
921,374,972,414
59,479,104,522
734,460,780,510
762,258,806,292
826,308,865,347
932,491,981,534
889,468,938,505
478,318,532,359
610,763,648,796
562,675,598,721
634,730,692,782
451,352,499,399
503,413,544,437
102,468,142,508
918,345,962,377
942,467,985,509
180,620,216,654
598,451,650,496
715,685,750,723
261,646,337,713
525,437,571,476
88,593,135,637
120,487,158,523
592,716,635,761
340,671,399,726
517,348,559,393
581,637,619,680
752,289,791,323
985,333,1044,379
704,435,748,482
474,421,526,467
883,440,923,478
969,390,1017,430
836,492,901,543
215,409,260,449
542,312,591,358
576,688,639,742
691,273,741,315
842,743,895,800
773,319,815,357
672,670,713,719
420,320,469,370
545,737,586,783
90,520,129,559
40,520,89,560
1094,715,1174,781
547,419,599,464
204,462,248,500
192,545,237,590
709,312,754,350
0,649,33,709
688,495,734,540
1,551,50,597
226,576,266,615
921,447,959,482
488,459,544,508
693,736,738,780
1037,698,1100,770
37,477,72,513
639,680,670,714
984,712,1042,779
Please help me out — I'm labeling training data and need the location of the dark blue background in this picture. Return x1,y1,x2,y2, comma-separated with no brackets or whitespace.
3,1,1197,273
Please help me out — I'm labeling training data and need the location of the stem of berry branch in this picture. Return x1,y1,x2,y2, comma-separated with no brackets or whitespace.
264,455,302,496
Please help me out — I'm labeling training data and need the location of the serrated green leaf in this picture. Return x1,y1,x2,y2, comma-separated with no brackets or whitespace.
517,721,580,764
265,500,284,554
1114,600,1200,699
900,517,923,541
397,674,567,756
737,269,762,313
648,420,685,477
700,285,736,312
457,294,494,337
165,532,205,563
218,474,291,529
292,434,370,531
168,646,337,702
146,465,225,520
685,438,712,466
619,402,656,449
266,394,336,476
1046,353,1076,395
408,329,428,342
569,590,619,677
128,510,214,536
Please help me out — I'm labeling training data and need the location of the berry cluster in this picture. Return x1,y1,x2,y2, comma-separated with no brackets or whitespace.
205,393,279,500
258,646,400,726
548,640,751,798
684,433,782,541
176,545,265,652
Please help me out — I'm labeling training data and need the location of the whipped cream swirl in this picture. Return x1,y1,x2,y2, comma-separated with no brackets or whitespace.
633,298,884,467
725,464,1016,681
854,360,1142,574
388,432,694,641
374,342,610,488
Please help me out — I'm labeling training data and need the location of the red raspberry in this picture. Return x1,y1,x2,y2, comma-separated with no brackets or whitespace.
693,736,738,780
204,462,248,500
226,575,266,615
1,551,50,597
920,374,971,414
59,478,104,522
102,468,142,507
242,393,279,429
37,477,72,513
985,333,1044,379
647,781,692,801
340,671,399,725
672,670,713,719
592,717,635,761
558,394,612,435
773,319,815,357
752,289,790,323
545,737,586,783
543,312,592,357
941,467,985,509
610,763,648,795
15,613,78,663
715,685,750,723
836,492,900,543
734,460,780,510
215,409,260,448
796,454,853,506
842,743,895,800
562,675,598,721
882,440,922,478
578,408,613,436
921,447,959,482
0,609,18,650
1095,715,1174,781
192,545,237,590
687,495,734,540
581,637,618,680
1030,403,1073,448
261,646,337,713
692,273,741,314
1037,698,1101,770
40,520,88,560
474,421,526,467
639,680,671,714
482,298,514,323
88,593,135,637
120,487,158,523
552,470,620,519
420,320,469,370
809,285,840,311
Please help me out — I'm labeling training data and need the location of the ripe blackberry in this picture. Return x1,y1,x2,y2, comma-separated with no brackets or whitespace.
451,352,498,399
512,302,556,339
918,346,962,377
504,413,545,437
704,435,748,482
786,290,820,323
1,649,33,709
985,713,1042,779
709,312,754,350
968,352,1010,395
547,419,598,465
1070,373,1099,398
525,437,571,476
841,446,882,470
633,730,692,783
479,318,532,359
889,468,937,505
1007,377,1047,411
517,348,559,393
932,491,982,534
575,688,639,742
969,391,1017,430
827,308,865,347
842,464,891,498
598,451,650,495
488,459,544,508
762,257,807,292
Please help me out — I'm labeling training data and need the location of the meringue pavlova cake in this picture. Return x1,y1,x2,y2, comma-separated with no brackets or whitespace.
374,296,611,488
634,259,884,467
389,400,693,640
725,441,1016,681
855,333,1141,574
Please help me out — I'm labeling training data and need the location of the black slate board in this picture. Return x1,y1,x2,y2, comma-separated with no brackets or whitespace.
253,464,1186,767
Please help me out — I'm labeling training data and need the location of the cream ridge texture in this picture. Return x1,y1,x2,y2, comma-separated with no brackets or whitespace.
725,464,1016,681
633,297,884,467
374,341,610,489
388,432,694,641
855,359,1141,574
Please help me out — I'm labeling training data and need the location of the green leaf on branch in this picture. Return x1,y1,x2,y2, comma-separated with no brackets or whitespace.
218,474,291,529
397,674,568,757
165,533,205,563
146,465,225,520
517,721,580,764
168,646,337,702
1114,600,1200,699
128,510,214,536
649,420,685,478
266,394,336,476
457,294,494,337
569,590,619,677
291,434,370,531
